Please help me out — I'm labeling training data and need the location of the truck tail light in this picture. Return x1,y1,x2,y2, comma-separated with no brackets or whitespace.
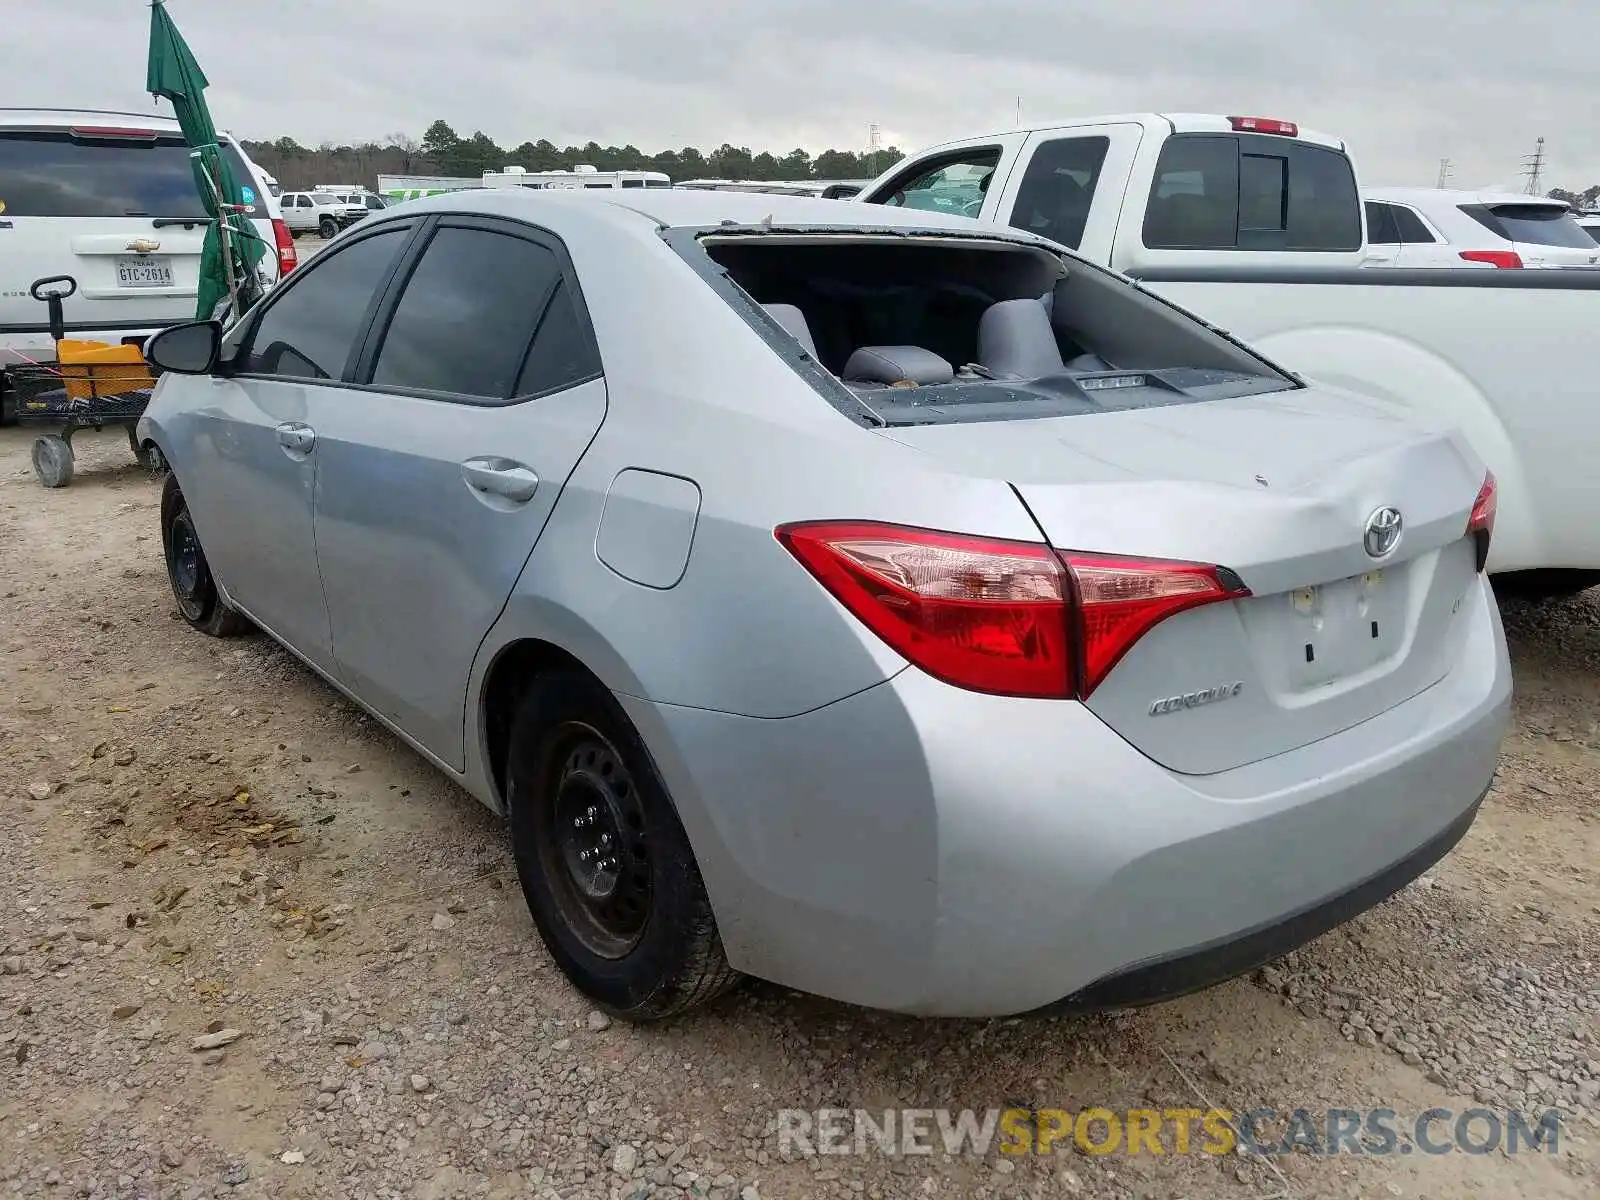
69,126,159,140
272,218,298,275
774,521,1249,700
1459,250,1523,268
1467,471,1497,572
1228,116,1299,137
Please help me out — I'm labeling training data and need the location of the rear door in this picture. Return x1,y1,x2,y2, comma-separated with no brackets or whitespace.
1001,125,1142,259
1362,201,1401,265
0,126,266,341
308,215,608,768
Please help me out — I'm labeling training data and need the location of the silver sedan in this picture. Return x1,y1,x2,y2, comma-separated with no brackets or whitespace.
137,189,1510,1019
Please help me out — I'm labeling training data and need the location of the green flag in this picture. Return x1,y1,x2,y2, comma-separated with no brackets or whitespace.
147,0,265,321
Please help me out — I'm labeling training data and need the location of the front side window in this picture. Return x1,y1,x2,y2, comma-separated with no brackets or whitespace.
237,227,408,379
369,225,588,399
1006,136,1110,249
873,148,1002,217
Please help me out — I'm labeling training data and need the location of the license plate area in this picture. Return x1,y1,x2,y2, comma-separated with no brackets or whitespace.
1279,568,1407,690
116,257,174,288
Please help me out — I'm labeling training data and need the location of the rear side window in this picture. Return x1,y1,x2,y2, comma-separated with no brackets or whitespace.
1365,201,1401,245
515,280,604,397
238,227,408,379
1582,223,1600,247
1461,204,1597,249
1007,136,1110,249
370,225,596,400
1142,134,1361,252
0,130,263,219
1392,207,1436,244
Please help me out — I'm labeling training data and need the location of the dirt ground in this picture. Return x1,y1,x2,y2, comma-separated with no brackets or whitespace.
1,427,1596,1200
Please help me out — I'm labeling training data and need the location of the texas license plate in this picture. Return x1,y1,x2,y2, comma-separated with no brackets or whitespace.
116,257,174,288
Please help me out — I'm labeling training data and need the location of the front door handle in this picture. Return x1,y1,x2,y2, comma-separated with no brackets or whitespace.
461,456,539,503
275,422,316,453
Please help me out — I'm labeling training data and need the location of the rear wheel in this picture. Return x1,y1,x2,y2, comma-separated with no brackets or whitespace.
161,474,251,637
31,435,74,488
318,216,338,239
506,669,741,1020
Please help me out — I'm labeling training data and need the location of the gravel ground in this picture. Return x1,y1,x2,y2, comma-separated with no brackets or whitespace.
0,429,1596,1200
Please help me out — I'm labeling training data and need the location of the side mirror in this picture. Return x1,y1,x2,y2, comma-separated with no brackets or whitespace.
146,320,223,375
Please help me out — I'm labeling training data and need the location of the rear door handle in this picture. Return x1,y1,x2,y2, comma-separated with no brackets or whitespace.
461,456,539,503
275,422,315,453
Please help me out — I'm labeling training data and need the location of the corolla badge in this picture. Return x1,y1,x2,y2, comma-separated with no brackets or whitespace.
1149,681,1243,717
1363,506,1404,559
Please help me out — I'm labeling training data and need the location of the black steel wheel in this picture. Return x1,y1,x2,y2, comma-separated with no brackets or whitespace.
318,216,339,239
506,668,741,1019
160,474,251,637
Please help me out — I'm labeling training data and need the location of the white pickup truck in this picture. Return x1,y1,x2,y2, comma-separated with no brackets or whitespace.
854,113,1600,595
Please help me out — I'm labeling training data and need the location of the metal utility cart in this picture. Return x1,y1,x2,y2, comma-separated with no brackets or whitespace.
8,275,167,488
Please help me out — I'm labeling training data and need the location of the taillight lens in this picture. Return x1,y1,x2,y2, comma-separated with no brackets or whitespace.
1467,470,1497,572
774,521,1249,700
273,218,298,275
1228,116,1299,137
1460,250,1523,269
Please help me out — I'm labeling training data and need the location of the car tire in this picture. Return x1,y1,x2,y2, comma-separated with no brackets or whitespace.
160,474,251,637
318,217,338,239
505,668,742,1020
31,435,74,488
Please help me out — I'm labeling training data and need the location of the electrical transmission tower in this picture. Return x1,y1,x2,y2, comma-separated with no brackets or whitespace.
1522,137,1546,195
1436,158,1452,188
867,123,883,175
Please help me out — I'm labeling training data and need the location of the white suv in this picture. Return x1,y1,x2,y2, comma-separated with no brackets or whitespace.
1363,187,1600,269
0,108,296,422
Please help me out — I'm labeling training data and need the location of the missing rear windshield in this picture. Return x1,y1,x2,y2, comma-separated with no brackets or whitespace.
679,230,1298,425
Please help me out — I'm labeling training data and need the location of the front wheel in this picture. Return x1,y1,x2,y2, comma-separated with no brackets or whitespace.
160,474,251,637
318,217,339,239
506,669,741,1020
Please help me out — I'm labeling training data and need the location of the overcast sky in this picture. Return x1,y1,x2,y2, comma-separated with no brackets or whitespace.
8,0,1597,190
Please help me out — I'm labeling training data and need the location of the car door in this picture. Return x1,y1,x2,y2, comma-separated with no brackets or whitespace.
307,215,608,768
187,221,416,675
1389,203,1451,267
1363,201,1402,266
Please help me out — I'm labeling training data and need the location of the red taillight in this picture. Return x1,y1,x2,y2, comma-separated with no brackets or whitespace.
70,126,159,139
1467,470,1497,572
774,521,1249,700
1228,116,1299,137
272,218,298,275
1459,250,1523,269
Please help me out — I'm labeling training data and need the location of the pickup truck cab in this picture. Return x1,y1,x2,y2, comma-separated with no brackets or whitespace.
857,114,1600,590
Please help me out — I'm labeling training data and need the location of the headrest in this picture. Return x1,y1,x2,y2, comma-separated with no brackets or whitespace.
978,298,1065,379
841,345,955,386
760,303,818,358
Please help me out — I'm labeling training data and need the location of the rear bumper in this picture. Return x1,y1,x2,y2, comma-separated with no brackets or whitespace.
620,573,1510,1016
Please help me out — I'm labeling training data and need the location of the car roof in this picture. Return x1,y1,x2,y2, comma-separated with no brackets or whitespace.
384,185,1061,241
902,112,1345,157
0,107,246,145
1365,186,1570,210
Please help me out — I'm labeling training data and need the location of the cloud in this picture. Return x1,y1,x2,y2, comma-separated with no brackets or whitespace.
6,0,1596,189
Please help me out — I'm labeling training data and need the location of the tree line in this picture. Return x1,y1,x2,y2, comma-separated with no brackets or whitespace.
240,119,904,192
1547,186,1600,211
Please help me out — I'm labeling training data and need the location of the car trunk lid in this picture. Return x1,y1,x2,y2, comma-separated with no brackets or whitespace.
876,387,1487,774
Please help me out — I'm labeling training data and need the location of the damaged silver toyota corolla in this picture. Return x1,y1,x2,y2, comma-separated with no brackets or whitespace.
136,188,1509,1019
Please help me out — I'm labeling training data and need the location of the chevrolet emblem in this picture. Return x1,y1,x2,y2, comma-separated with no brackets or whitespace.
126,238,162,254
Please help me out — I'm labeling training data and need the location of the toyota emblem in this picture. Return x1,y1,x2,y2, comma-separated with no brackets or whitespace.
1363,506,1404,559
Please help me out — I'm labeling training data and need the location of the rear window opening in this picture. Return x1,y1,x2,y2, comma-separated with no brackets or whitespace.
690,233,1297,426
0,129,261,219
1459,203,1597,249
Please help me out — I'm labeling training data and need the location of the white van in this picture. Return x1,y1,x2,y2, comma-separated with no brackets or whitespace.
1,108,297,422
